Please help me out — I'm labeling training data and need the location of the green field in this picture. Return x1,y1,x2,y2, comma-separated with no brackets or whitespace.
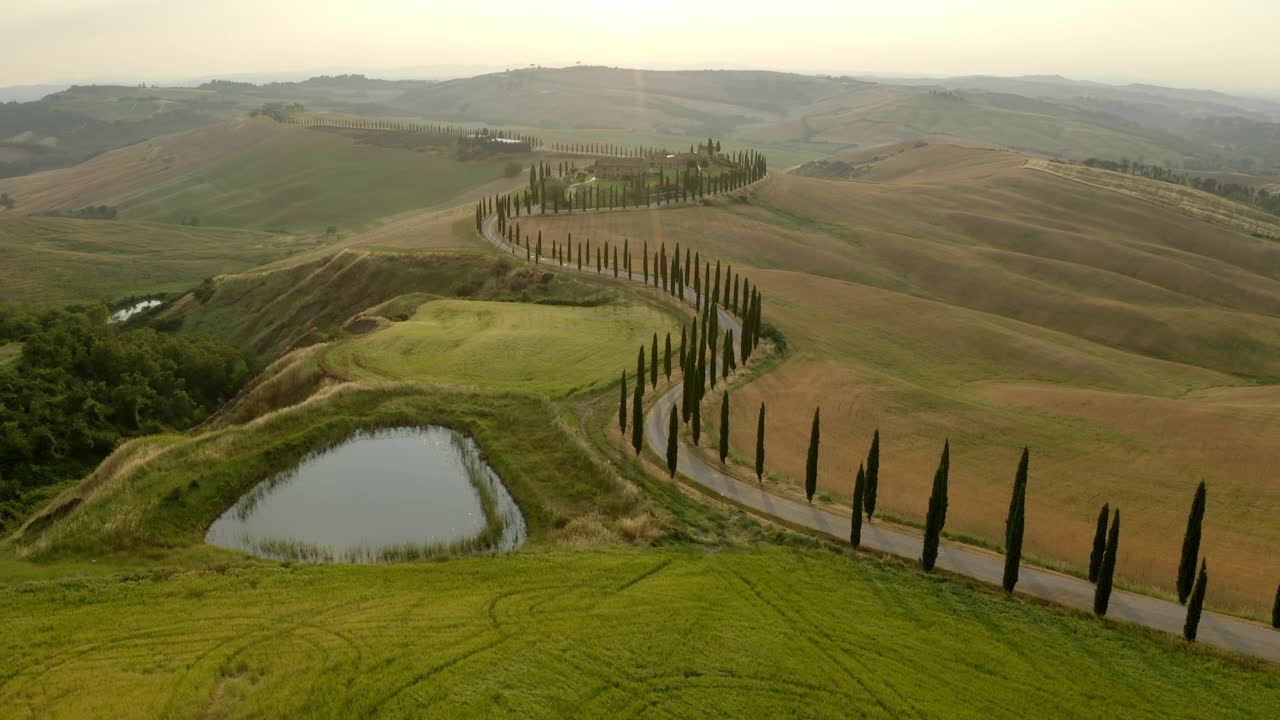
323,299,675,396
106,127,526,233
4,547,1278,718
0,217,320,305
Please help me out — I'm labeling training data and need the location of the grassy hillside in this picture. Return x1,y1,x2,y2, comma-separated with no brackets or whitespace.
0,119,529,234
513,144,1280,615
0,216,319,306
4,547,1278,718
324,299,674,396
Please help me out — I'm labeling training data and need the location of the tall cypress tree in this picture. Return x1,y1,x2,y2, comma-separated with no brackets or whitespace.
1003,448,1029,593
1089,503,1110,583
921,440,950,572
865,429,880,519
1273,583,1280,629
667,405,679,477
664,333,672,379
723,330,734,377
719,391,730,463
679,324,687,370
755,402,766,483
650,334,659,388
619,371,627,433
1183,560,1208,642
692,396,702,445
1094,509,1121,616
631,381,644,456
805,408,820,503
1177,481,1207,605
851,464,865,548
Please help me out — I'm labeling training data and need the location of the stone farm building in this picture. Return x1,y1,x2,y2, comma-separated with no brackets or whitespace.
595,156,648,180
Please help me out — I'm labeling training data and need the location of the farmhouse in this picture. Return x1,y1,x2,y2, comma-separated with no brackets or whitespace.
595,156,648,180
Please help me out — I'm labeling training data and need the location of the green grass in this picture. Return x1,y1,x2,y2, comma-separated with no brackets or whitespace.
3,546,1277,718
323,299,676,396
0,217,321,306
106,127,526,233
7,384,700,562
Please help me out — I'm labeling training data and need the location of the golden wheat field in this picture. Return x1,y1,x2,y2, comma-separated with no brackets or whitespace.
512,143,1280,615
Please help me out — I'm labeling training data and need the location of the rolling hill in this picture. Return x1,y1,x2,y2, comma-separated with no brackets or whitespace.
0,118,530,234
513,141,1280,615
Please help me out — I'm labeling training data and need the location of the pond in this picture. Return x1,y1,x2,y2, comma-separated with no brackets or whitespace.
206,426,526,562
110,299,164,323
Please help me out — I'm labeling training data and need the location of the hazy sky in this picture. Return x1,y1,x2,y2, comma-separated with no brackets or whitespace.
4,0,1278,91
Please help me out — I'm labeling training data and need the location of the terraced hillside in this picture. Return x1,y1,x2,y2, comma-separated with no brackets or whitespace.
513,142,1280,615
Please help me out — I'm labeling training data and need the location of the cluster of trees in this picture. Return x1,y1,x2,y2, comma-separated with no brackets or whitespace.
1082,157,1280,217
548,137,723,159
477,149,767,229
249,102,306,123
0,305,252,529
282,114,542,149
0,193,13,210
35,205,118,220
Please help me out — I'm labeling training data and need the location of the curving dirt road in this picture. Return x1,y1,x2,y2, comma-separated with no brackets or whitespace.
481,207,1280,664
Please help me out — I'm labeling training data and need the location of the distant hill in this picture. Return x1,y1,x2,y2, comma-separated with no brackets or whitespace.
3,68,1278,180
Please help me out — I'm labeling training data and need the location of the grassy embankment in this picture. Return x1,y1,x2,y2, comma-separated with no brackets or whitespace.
512,143,1280,616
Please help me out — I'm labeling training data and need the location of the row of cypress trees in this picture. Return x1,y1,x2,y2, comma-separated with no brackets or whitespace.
478,149,768,226
286,115,542,147
819,426,1225,641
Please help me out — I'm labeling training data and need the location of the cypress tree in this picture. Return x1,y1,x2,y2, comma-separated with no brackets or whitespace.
1183,560,1208,642
636,347,646,393
1003,448,1029,593
719,391,730,463
619,371,627,433
667,405,679,477
723,330,734,376
664,333,672,379
679,325,687,369
1094,509,1121,616
650,334,659,388
851,464,865,548
1177,481,1207,605
631,381,644,456
1088,503,1110,583
921,440,950,572
692,396,702,445
805,408,820,503
865,429,880,519
1273,584,1279,629
755,402,766,482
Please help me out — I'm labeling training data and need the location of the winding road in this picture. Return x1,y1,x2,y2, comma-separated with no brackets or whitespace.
480,206,1280,663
